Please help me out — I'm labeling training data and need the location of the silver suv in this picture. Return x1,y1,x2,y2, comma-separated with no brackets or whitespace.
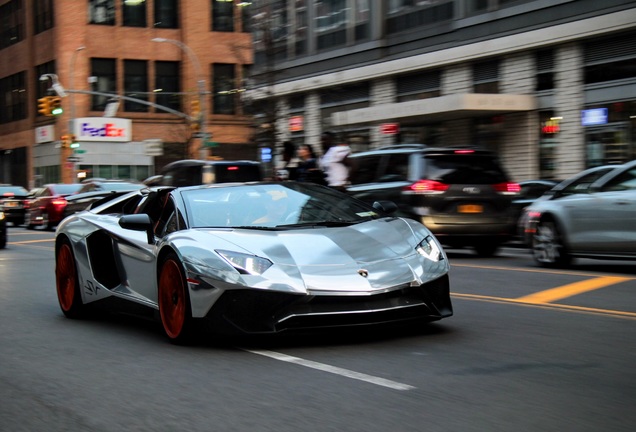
347,145,520,256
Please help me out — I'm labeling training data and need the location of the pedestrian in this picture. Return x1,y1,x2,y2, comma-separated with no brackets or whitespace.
274,141,297,180
320,134,352,191
295,144,326,184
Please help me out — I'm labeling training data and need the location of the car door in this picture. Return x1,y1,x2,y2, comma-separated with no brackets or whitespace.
590,166,636,254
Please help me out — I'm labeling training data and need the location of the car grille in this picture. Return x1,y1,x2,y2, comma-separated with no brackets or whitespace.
204,274,452,334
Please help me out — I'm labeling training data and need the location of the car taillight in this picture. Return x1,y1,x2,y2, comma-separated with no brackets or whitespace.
52,198,67,207
23,199,30,208
493,182,521,195
406,180,450,194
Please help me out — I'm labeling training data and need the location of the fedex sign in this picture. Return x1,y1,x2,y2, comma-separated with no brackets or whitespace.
74,117,132,142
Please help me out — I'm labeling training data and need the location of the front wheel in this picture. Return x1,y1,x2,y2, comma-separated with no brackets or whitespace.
532,219,571,268
158,253,194,344
55,238,85,318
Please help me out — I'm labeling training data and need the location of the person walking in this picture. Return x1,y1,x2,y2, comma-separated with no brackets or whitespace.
320,133,352,191
295,144,325,184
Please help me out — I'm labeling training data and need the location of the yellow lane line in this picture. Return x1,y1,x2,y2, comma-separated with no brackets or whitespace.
452,262,636,279
9,239,55,245
513,276,631,304
452,293,636,320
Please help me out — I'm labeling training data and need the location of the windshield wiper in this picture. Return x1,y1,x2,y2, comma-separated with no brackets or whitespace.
278,220,358,228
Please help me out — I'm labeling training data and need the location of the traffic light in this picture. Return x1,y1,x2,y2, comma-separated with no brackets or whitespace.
69,135,79,148
61,134,70,148
50,97,63,115
38,96,51,116
191,99,200,117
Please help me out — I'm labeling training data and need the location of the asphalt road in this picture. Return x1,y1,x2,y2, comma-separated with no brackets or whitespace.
1,227,635,432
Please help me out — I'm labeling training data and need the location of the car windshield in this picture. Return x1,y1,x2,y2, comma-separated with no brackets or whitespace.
99,182,143,191
0,186,29,196
425,154,508,184
51,184,84,195
182,183,383,229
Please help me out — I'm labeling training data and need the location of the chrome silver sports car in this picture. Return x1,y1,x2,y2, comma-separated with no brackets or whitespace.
55,182,452,343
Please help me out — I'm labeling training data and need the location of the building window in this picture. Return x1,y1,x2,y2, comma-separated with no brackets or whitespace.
0,0,25,49
584,32,636,85
34,0,54,34
89,0,115,25
240,1,251,32
90,58,117,111
35,61,56,112
154,0,178,28
316,0,347,50
155,61,181,112
536,49,554,91
212,0,234,32
122,0,147,27
0,71,27,124
386,0,454,35
396,69,441,102
473,59,500,93
124,60,148,112
213,63,236,115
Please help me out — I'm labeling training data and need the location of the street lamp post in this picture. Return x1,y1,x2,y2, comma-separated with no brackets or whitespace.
68,46,86,139
151,37,207,159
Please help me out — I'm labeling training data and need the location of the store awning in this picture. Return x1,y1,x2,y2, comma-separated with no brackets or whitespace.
331,93,537,126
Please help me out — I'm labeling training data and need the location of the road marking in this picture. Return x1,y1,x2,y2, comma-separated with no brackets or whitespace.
452,293,636,320
8,238,54,245
243,349,416,391
514,276,631,304
452,262,636,279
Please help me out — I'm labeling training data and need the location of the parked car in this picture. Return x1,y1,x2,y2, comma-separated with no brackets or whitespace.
62,180,145,218
55,182,452,343
25,183,84,230
0,184,31,226
526,160,636,267
347,145,520,256
519,165,618,244
160,159,262,187
0,210,6,249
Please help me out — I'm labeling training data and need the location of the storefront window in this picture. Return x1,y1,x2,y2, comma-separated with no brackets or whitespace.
583,101,636,167
539,111,559,179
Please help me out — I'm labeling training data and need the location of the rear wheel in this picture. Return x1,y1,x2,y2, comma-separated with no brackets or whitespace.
55,238,85,318
473,241,499,257
532,219,571,267
158,253,194,344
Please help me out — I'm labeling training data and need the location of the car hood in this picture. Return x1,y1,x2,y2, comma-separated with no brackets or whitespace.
188,218,446,293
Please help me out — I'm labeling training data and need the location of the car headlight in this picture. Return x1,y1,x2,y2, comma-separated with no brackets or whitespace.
0,211,4,220
216,250,273,275
416,235,443,262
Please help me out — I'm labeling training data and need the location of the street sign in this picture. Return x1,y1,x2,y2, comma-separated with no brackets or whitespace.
192,132,211,139
74,149,87,154
67,156,81,163
204,141,219,147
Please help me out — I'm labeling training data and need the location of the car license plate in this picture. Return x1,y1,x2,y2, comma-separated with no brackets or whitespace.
458,204,483,213
4,201,17,207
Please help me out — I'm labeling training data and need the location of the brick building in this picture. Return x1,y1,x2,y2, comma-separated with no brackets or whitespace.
249,0,636,182
0,0,255,188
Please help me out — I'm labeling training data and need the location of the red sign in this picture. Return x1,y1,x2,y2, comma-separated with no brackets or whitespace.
380,123,399,135
289,116,304,132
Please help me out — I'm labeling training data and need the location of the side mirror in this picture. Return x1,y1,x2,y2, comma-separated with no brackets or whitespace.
119,213,154,244
373,200,398,214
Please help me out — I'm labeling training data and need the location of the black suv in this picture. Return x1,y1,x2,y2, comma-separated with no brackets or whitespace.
160,159,263,187
347,145,520,256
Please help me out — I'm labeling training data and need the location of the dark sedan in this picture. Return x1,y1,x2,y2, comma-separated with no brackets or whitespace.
0,209,6,249
0,185,31,226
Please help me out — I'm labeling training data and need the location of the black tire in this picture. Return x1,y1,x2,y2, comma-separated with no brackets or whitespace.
474,241,500,257
55,237,86,318
532,218,571,268
158,252,195,344
0,233,6,249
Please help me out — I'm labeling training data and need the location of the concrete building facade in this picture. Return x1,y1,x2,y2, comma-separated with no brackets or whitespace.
249,0,636,182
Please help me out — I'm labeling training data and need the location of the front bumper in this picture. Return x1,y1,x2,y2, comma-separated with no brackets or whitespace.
202,274,452,334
